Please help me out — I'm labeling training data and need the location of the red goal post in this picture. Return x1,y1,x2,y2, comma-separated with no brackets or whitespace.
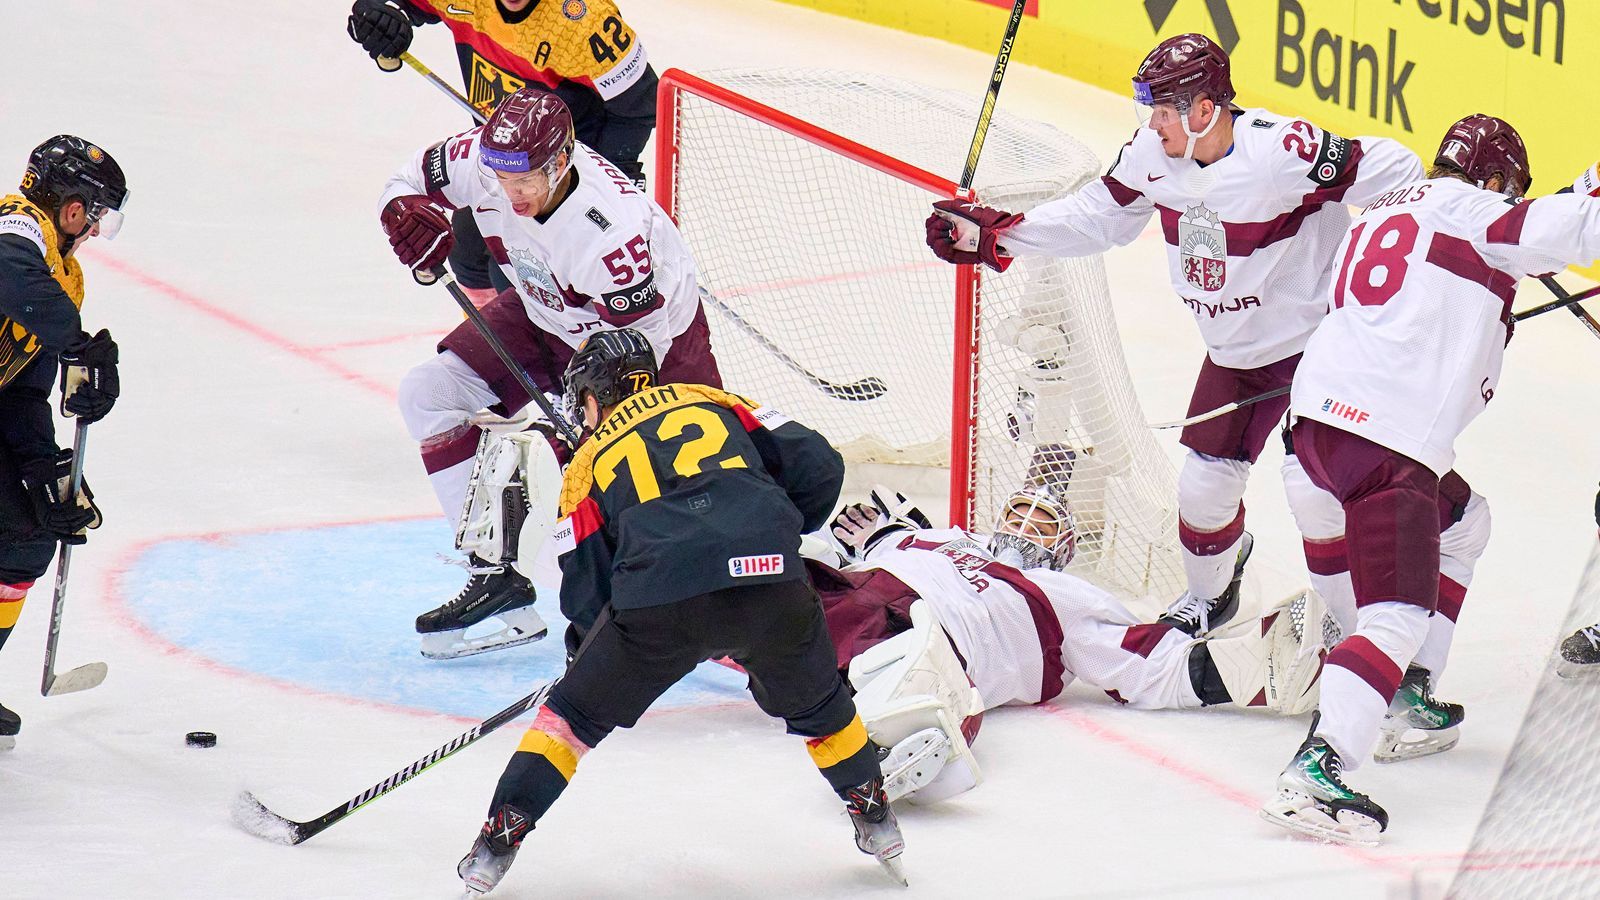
655,67,1184,609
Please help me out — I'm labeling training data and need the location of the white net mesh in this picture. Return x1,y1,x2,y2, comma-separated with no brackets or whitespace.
662,69,1183,607
1447,537,1600,899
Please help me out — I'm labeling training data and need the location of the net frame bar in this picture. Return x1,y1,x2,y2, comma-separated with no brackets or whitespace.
655,67,981,528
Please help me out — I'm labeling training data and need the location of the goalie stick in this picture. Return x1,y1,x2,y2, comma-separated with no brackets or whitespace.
233,679,556,845
700,290,888,402
40,419,108,697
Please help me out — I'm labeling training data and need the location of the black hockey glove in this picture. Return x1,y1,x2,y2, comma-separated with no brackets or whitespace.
59,328,119,423
19,451,101,544
347,0,413,61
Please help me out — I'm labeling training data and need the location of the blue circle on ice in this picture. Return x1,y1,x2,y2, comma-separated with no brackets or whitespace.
119,519,752,717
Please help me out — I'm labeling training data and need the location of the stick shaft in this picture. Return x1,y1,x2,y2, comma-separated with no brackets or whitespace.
40,420,88,695
959,0,1027,192
1150,384,1290,431
434,268,583,447
380,53,487,124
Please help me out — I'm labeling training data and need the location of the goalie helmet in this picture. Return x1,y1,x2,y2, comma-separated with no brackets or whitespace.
479,88,576,189
22,135,129,239
563,328,659,421
1434,113,1532,197
986,482,1076,571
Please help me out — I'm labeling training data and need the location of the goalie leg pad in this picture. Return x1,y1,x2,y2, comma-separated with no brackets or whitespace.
1205,590,1339,715
458,431,562,566
848,601,985,804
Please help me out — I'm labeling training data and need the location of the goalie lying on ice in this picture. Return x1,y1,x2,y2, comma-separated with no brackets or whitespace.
806,484,1339,805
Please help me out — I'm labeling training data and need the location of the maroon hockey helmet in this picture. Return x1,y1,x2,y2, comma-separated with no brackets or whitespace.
1132,33,1235,113
1434,114,1532,197
479,88,576,182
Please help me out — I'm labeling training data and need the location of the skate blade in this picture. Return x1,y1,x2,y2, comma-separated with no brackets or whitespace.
1374,725,1460,763
876,848,908,887
1260,792,1381,847
1556,658,1600,680
881,729,950,803
421,612,549,660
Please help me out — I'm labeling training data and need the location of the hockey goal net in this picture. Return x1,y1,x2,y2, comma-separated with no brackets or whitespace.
656,68,1182,607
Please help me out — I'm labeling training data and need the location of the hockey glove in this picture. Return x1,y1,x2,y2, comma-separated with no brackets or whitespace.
831,503,886,563
19,451,101,544
381,195,454,273
59,328,119,423
926,199,1022,273
347,0,413,61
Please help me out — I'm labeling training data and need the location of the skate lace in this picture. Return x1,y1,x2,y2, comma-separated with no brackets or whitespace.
442,558,507,608
1162,591,1206,630
842,781,890,824
1582,626,1600,650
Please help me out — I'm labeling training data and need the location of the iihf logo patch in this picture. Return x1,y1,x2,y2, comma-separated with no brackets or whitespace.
729,554,784,577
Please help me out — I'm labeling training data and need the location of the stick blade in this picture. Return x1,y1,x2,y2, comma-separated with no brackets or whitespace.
823,376,889,402
232,791,309,845
43,661,107,696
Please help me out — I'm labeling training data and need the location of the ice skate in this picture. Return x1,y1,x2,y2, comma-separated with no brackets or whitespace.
0,702,18,752
839,775,907,886
1374,665,1464,762
1261,721,1388,847
1556,624,1600,679
417,555,548,660
1159,531,1253,636
458,803,532,895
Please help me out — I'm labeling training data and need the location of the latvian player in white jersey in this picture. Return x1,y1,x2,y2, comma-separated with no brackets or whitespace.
378,88,721,659
1259,116,1600,847
924,33,1422,645
805,482,1337,805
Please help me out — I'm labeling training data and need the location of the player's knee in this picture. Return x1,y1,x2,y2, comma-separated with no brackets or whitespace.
1351,601,1430,662
1281,454,1345,540
1177,450,1250,530
397,354,477,441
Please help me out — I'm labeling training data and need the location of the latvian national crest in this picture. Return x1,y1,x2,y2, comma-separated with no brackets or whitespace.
1178,204,1227,292
508,248,564,311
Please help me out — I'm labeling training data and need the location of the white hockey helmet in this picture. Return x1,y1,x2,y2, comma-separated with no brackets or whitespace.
986,482,1076,571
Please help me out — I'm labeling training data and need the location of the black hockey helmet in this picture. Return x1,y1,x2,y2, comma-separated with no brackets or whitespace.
563,328,659,420
22,135,129,238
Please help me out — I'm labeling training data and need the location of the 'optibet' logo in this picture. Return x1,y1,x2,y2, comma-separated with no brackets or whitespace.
1144,0,1239,53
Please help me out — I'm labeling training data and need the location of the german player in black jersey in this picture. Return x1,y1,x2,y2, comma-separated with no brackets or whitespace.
453,329,906,894
0,136,126,748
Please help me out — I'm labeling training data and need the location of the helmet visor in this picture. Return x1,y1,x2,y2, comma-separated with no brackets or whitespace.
87,190,128,241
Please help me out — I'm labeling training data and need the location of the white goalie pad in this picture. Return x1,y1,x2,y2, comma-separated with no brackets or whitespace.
848,600,986,804
456,430,562,566
1207,590,1339,715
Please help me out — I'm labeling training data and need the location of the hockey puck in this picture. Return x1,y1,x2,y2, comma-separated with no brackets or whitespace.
185,731,217,748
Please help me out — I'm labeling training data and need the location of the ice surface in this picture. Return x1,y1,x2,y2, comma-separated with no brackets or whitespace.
1,1,1596,898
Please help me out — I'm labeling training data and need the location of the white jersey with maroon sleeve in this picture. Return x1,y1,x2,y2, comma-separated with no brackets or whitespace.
380,130,703,362
998,110,1423,368
1292,180,1600,474
859,529,1174,709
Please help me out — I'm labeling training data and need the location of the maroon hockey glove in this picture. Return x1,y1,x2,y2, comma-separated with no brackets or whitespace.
381,195,454,272
926,199,1023,273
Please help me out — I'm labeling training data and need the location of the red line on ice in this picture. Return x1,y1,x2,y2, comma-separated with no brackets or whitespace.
81,248,397,400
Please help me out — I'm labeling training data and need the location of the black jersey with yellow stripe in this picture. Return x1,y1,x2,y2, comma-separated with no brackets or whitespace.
402,0,648,117
550,383,844,627
0,193,84,394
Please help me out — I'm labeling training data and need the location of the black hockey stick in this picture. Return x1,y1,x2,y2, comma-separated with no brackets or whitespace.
1148,384,1290,431
415,265,584,447
959,0,1028,192
233,679,556,845
700,290,887,402
1514,185,1600,337
40,418,107,697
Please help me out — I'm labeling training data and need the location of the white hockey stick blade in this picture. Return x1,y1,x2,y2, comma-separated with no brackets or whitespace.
44,661,108,696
